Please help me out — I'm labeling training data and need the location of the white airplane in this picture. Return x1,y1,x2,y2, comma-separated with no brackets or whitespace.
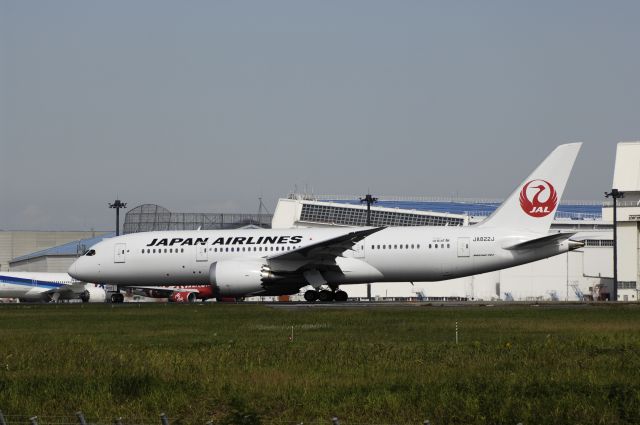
70,143,583,303
127,285,216,303
0,272,107,303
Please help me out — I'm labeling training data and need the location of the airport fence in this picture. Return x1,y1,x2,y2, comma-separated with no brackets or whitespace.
0,411,455,425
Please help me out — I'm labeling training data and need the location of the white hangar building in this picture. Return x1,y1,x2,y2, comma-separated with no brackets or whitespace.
602,142,640,300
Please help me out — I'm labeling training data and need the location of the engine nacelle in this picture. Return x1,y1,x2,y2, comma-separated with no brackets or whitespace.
169,291,197,303
80,284,107,303
209,260,271,297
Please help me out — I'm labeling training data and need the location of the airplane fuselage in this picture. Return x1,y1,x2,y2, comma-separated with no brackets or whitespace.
70,225,571,294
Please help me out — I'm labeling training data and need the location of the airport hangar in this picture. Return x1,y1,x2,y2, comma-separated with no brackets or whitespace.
3,142,640,302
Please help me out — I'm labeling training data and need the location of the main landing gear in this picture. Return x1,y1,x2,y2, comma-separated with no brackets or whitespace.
304,288,348,303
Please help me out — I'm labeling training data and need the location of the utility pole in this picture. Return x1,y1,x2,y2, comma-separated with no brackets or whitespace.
605,189,624,301
360,193,378,301
109,199,127,236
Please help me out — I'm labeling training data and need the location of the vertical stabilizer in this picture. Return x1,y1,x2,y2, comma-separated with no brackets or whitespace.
477,143,582,233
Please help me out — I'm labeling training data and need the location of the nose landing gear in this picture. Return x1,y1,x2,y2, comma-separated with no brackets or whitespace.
110,292,124,303
304,288,348,303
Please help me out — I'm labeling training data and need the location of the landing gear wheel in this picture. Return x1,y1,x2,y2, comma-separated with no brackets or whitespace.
111,293,124,303
318,290,334,302
334,290,348,302
304,290,319,302
80,290,90,303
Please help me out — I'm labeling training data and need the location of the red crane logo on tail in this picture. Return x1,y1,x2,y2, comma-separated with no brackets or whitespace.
519,180,558,218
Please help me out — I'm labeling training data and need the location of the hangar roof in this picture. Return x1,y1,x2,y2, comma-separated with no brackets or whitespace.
328,200,602,220
11,232,116,263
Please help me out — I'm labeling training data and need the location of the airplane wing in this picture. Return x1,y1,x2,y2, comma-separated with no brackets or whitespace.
42,282,84,297
266,227,385,272
40,282,91,301
126,286,201,297
125,286,204,303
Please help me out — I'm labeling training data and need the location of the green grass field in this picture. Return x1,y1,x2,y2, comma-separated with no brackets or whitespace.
1,302,640,425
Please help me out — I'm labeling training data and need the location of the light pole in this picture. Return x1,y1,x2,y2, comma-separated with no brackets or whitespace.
605,189,624,301
360,193,378,301
359,193,378,226
109,199,127,236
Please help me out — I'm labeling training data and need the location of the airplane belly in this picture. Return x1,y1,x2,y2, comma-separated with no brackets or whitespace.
103,255,212,285
1,284,33,298
323,257,384,284
366,253,442,282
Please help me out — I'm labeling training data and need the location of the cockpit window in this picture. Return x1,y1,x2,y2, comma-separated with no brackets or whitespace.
85,249,96,256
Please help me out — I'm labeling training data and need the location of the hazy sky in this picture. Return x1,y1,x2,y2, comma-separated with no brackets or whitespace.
1,1,639,230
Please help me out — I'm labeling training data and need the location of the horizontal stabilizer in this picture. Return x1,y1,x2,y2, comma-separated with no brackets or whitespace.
503,232,576,251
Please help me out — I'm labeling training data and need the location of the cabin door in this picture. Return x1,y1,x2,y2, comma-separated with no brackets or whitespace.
114,243,126,263
196,245,208,262
457,238,470,257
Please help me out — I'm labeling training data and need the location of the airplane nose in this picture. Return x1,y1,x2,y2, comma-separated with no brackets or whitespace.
68,259,82,280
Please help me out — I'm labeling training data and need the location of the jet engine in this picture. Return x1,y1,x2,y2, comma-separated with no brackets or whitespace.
209,260,273,297
80,284,107,303
169,291,197,303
